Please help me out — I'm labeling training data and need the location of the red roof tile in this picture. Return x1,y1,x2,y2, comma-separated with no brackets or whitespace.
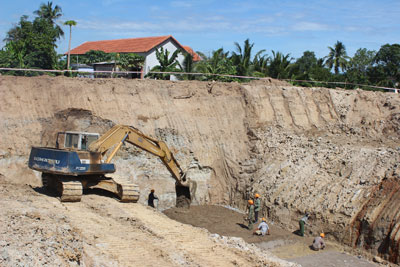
69,35,184,55
183,46,201,62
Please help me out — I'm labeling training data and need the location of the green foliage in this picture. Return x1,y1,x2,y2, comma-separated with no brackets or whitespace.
147,47,182,80
231,39,266,78
268,51,292,79
345,48,376,86
180,52,195,80
78,50,114,65
370,44,400,88
324,41,350,74
4,15,59,71
117,53,144,70
194,48,236,81
34,1,64,38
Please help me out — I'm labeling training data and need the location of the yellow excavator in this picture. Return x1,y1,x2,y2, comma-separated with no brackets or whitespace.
28,125,196,206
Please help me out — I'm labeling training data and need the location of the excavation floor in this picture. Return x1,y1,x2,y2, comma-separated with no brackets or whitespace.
164,205,378,267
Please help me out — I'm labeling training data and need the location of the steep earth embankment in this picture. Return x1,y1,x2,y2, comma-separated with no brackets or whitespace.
0,76,399,263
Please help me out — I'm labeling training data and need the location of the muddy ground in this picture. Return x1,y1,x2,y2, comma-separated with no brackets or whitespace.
164,205,380,267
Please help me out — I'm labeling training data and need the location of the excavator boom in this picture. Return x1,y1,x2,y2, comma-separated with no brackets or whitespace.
89,125,189,187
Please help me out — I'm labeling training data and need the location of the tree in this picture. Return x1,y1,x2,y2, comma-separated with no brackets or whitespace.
116,53,144,78
345,48,376,86
148,47,181,80
34,1,64,38
369,44,400,88
268,51,292,79
252,53,269,77
231,38,265,77
64,20,77,69
4,15,59,70
195,48,236,81
80,50,112,65
324,41,349,74
181,52,195,80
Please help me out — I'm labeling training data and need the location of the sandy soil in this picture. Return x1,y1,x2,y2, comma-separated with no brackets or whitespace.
0,178,295,267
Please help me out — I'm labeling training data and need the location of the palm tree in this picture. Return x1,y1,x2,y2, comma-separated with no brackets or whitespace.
34,1,64,38
324,41,349,74
268,51,292,79
64,20,76,69
149,47,181,80
181,52,195,80
195,48,235,81
231,39,265,77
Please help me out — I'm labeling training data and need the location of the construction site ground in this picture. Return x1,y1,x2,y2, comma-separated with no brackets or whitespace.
1,177,377,267
2,76,399,266
164,205,378,267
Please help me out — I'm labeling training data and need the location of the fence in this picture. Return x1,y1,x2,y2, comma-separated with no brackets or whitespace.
0,67,398,93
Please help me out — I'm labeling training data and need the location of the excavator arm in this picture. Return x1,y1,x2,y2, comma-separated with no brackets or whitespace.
88,125,190,187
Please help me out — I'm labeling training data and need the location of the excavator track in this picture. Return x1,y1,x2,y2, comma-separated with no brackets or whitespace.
59,180,83,202
41,174,83,202
117,183,140,203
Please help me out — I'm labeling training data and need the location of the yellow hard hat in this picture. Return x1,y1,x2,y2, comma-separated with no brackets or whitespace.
262,217,266,222
255,193,260,198
320,233,325,238
248,199,254,205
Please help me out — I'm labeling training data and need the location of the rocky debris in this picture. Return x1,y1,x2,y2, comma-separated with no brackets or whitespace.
0,184,83,266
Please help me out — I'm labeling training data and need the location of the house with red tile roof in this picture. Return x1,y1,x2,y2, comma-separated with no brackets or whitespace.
68,35,201,77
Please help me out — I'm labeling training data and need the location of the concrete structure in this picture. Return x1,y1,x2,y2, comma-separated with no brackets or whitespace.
68,35,201,78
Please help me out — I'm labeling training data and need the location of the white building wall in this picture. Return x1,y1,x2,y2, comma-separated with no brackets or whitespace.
144,39,185,80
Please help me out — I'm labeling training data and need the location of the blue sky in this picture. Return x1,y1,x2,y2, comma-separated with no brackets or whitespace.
0,0,399,59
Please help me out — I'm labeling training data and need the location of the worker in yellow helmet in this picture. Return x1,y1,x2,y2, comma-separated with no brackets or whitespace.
254,193,261,222
247,199,255,230
312,233,326,251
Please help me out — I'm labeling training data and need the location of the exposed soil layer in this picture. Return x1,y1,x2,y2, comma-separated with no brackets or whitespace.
1,76,400,263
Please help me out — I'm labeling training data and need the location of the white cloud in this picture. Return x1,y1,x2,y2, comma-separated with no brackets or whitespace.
292,22,330,31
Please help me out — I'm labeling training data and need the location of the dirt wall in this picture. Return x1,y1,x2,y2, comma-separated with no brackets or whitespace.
1,76,399,262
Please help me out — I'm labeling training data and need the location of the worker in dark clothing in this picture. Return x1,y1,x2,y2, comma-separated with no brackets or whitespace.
299,212,310,236
148,189,159,208
254,193,261,222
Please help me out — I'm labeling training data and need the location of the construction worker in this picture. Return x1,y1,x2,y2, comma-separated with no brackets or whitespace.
312,233,326,251
247,199,255,230
148,189,159,208
254,217,270,236
254,193,261,222
298,212,310,236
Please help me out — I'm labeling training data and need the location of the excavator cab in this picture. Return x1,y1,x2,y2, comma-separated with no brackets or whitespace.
56,131,100,151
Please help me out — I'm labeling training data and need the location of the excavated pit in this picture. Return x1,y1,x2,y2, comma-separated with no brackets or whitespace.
1,76,400,264
175,184,191,208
